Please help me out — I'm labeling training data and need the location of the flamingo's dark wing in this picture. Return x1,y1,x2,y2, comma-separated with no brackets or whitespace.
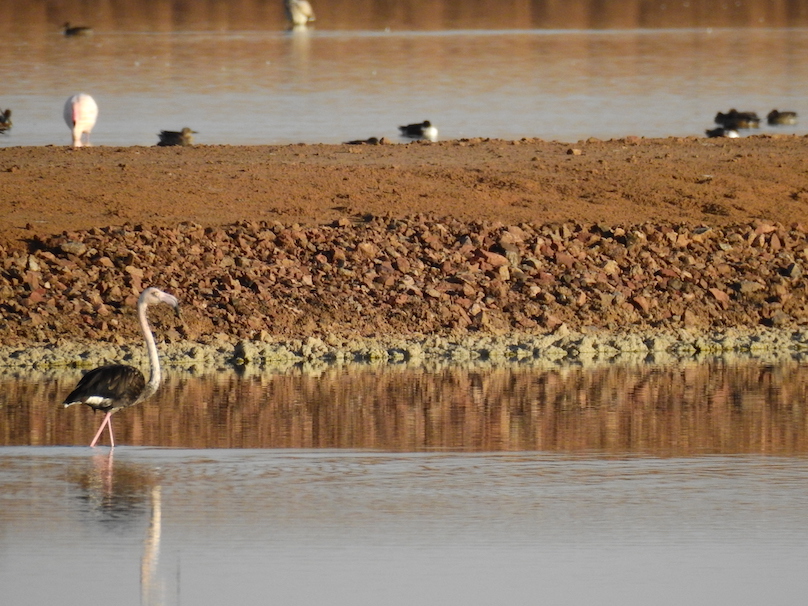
62,364,146,412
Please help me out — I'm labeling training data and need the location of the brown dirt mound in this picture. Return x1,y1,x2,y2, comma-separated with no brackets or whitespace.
2,135,808,348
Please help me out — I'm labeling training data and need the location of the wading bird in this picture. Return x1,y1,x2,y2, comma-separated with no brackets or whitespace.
64,93,98,147
0,109,11,133
157,127,197,146
285,0,315,27
399,120,438,141
62,287,180,448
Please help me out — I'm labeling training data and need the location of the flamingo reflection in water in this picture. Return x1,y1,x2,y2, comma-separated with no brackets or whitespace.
141,485,163,606
74,452,165,605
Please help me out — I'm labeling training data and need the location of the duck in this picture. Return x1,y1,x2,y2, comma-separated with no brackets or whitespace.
0,109,11,133
156,127,197,147
398,120,438,142
767,109,798,126
705,127,739,139
285,0,315,27
345,137,381,145
63,22,93,36
714,109,760,129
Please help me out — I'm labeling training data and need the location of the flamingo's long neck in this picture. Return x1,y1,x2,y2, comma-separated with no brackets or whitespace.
138,298,162,396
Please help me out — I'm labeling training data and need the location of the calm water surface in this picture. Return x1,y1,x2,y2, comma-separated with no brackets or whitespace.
2,27,807,146
1,448,806,606
2,359,808,605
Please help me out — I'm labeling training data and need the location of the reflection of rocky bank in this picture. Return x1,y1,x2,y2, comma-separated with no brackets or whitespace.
46,361,808,453
3,356,808,453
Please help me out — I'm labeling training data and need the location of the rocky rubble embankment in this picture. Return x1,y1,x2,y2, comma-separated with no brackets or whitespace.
2,215,808,369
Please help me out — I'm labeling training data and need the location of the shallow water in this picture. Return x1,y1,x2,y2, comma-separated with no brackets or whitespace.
2,26,806,146
3,359,808,605
2,448,807,606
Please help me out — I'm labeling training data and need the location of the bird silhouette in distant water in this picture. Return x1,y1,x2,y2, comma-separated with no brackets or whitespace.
767,109,797,126
705,127,739,138
64,93,98,147
62,287,181,448
0,109,11,134
157,127,197,147
285,0,315,27
64,22,93,36
399,120,438,142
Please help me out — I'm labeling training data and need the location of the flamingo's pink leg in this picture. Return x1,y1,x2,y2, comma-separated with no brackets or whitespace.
90,412,113,448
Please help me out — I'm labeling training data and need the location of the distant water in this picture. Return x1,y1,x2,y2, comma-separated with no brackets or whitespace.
1,27,806,146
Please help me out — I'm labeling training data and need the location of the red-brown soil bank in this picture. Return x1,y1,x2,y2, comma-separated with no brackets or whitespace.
2,137,808,364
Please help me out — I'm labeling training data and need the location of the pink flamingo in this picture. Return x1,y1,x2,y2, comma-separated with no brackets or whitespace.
64,93,98,147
